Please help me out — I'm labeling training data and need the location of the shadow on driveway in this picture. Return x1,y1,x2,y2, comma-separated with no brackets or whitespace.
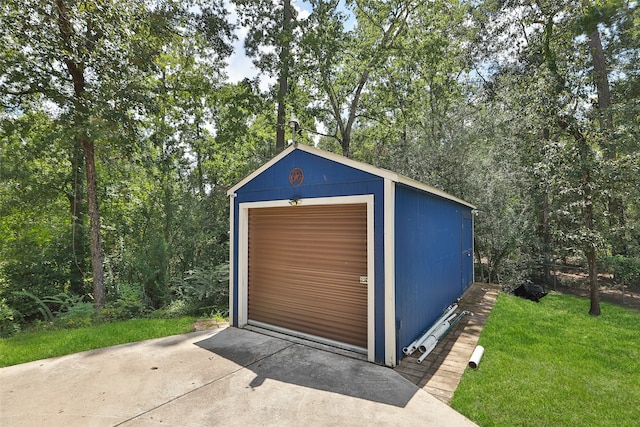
194,327,417,408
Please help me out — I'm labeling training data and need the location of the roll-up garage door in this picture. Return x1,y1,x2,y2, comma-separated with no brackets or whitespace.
248,203,367,349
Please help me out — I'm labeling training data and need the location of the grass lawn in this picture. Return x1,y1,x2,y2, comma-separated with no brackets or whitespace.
0,317,196,368
451,293,640,427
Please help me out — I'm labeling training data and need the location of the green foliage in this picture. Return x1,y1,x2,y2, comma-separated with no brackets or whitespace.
0,112,87,317
172,262,229,316
452,293,640,426
102,282,149,321
0,298,21,338
0,0,235,313
1,0,639,322
55,302,95,329
601,255,640,286
156,299,190,318
12,291,94,328
12,290,56,323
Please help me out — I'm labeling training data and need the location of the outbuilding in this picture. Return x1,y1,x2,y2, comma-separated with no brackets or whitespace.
227,144,475,367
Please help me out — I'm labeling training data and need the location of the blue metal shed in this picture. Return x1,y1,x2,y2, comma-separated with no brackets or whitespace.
227,144,475,366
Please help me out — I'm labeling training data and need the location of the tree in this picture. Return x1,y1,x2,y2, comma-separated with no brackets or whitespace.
468,0,640,314
300,0,419,157
0,0,233,310
0,112,78,317
233,0,298,152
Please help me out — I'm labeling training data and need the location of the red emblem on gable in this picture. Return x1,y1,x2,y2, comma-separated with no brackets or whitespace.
289,167,304,187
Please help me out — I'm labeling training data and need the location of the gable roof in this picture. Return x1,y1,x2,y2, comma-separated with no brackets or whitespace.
227,143,476,209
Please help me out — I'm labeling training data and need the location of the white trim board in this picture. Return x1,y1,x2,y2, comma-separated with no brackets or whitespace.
228,195,235,325
383,178,396,366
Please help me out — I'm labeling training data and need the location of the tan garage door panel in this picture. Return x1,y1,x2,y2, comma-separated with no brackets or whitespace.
248,204,367,348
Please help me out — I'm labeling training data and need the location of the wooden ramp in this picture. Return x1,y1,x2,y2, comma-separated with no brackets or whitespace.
394,283,501,404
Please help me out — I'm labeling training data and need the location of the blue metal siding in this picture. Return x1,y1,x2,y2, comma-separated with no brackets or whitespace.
231,149,387,364
236,150,380,203
394,184,473,359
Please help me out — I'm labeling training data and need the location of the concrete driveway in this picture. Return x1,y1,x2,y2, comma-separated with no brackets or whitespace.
0,327,477,426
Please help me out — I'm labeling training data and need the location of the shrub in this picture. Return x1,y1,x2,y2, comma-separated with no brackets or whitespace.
102,282,149,320
152,299,189,318
601,255,640,287
10,291,95,329
171,262,229,316
0,298,22,337
54,302,95,328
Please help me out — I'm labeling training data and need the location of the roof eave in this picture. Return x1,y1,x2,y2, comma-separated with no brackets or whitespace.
227,143,476,209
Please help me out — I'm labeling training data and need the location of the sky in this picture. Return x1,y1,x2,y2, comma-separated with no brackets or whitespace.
224,1,313,89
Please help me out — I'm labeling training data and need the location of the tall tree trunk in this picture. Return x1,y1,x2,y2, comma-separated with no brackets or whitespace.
195,123,205,195
342,133,351,158
558,118,600,316
68,142,86,295
541,128,551,284
276,0,292,151
544,14,601,315
542,191,551,284
588,30,612,130
584,167,600,315
586,196,600,316
82,137,106,309
588,29,625,255
56,0,106,309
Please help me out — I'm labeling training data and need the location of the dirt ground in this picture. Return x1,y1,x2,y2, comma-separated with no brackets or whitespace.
537,270,640,310
553,281,640,309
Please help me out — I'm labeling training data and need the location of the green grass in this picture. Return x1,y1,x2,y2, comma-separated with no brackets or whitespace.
451,293,640,427
0,317,196,368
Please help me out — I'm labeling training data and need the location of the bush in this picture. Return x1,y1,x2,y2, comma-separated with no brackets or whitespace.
102,282,149,320
601,255,640,287
10,291,96,329
171,262,229,316
152,299,189,318
0,298,22,337
54,302,95,328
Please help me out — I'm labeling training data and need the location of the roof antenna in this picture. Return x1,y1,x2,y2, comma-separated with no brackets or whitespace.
288,113,299,147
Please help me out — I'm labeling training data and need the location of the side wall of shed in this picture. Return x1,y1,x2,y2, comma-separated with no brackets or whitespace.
394,184,473,359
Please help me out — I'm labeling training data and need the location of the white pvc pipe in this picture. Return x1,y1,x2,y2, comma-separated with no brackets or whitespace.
416,311,470,364
416,321,452,363
418,321,450,353
417,341,437,363
413,304,458,348
468,345,485,370
403,303,458,355
409,305,456,352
